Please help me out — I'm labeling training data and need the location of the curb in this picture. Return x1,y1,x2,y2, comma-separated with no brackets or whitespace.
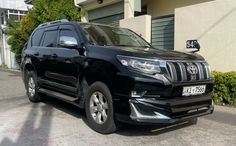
0,67,21,73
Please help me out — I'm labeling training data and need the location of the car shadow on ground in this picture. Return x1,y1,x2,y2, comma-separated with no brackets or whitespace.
42,96,86,119
116,121,194,136
0,103,53,146
42,96,195,136
0,95,196,146
0,95,84,146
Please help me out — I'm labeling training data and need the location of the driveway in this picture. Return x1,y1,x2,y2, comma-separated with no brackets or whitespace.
0,69,236,146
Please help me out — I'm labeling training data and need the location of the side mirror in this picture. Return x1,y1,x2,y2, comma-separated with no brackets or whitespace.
186,40,201,53
193,41,200,50
58,36,78,49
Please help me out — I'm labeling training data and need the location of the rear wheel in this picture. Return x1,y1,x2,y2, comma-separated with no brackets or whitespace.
85,81,118,134
25,71,41,102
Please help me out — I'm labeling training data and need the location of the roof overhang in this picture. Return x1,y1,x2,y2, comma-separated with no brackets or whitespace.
0,0,29,11
75,0,122,11
24,0,32,4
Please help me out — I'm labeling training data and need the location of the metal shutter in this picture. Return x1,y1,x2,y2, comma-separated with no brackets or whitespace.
89,14,123,27
152,15,174,50
88,2,124,27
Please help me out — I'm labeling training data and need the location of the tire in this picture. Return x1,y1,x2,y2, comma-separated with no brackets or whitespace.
85,81,118,134
25,71,41,103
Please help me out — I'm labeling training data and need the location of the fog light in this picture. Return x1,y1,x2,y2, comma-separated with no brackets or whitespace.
131,90,147,97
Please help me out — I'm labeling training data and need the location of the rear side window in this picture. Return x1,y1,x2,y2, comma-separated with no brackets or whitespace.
41,30,58,47
31,29,43,46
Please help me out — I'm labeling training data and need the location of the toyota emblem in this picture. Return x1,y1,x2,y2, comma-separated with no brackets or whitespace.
187,64,198,75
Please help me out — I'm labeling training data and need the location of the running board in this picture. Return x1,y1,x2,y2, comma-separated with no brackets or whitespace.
39,88,76,102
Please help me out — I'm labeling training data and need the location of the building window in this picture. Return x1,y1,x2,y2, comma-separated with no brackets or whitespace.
0,13,4,24
9,15,19,21
7,9,27,21
151,15,175,50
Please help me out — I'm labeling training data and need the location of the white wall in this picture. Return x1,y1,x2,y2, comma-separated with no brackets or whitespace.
175,0,236,72
147,0,212,17
119,15,151,43
3,34,11,68
76,0,121,10
0,52,2,65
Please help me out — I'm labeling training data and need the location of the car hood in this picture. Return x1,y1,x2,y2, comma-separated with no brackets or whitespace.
108,46,204,60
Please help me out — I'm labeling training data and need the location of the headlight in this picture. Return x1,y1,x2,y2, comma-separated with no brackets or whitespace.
117,55,163,74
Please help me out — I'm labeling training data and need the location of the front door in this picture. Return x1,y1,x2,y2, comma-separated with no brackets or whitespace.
50,24,82,96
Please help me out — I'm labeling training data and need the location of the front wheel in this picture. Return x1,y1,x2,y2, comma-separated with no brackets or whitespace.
85,81,119,134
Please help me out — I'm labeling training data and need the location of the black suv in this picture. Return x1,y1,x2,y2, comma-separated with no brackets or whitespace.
21,19,214,134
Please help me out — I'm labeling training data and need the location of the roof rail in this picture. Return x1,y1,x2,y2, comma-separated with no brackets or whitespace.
38,19,69,27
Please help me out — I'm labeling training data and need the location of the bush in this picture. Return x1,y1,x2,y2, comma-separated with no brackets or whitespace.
212,71,236,105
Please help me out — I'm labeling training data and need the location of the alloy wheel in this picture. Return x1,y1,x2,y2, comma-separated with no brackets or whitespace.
89,91,108,124
28,77,36,97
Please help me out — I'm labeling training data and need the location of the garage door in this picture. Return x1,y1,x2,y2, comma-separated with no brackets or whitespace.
88,2,124,27
152,15,174,50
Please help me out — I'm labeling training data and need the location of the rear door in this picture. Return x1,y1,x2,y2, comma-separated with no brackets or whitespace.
37,26,59,86
26,28,45,78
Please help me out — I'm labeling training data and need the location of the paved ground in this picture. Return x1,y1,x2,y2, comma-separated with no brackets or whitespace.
0,69,236,146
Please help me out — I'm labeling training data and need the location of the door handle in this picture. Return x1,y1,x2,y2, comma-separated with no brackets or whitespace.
34,52,39,56
65,58,72,63
51,53,58,58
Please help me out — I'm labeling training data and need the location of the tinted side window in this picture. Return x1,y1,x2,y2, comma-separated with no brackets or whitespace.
42,30,58,47
59,29,76,38
31,29,43,46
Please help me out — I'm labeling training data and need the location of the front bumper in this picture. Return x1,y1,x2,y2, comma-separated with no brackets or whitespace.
115,93,214,124
129,96,214,124
114,71,214,124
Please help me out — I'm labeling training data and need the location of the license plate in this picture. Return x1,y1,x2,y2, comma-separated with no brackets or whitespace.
182,85,206,96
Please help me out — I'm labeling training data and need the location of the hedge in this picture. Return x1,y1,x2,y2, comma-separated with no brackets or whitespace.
212,71,236,105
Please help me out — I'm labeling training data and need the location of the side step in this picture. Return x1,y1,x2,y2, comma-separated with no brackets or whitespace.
39,88,76,102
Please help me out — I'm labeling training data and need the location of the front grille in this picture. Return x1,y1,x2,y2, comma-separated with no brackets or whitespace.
165,61,211,82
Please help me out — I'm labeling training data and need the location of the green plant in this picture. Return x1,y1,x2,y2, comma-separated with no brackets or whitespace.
7,0,83,59
212,71,236,105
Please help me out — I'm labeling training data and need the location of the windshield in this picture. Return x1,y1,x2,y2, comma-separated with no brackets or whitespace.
79,23,152,48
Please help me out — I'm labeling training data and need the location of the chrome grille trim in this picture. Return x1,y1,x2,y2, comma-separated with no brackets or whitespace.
177,62,187,81
166,61,211,82
167,62,178,81
195,62,204,80
203,62,211,79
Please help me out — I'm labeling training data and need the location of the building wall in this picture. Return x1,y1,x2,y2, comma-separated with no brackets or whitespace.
175,0,236,71
76,0,235,71
147,0,212,17
77,0,121,11
120,15,151,43
0,0,28,69
77,0,123,22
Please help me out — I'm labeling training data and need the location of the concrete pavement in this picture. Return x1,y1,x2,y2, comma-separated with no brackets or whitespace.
0,69,236,146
